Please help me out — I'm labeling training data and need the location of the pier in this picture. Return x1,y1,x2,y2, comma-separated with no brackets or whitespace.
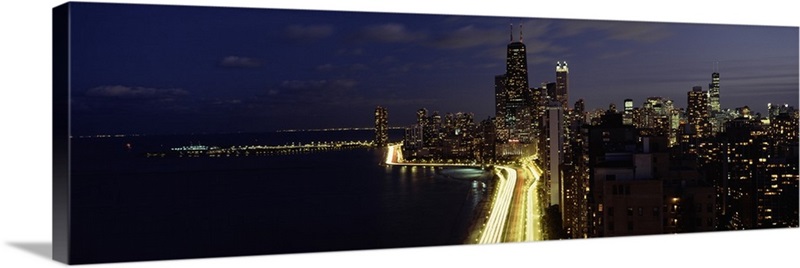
145,140,374,158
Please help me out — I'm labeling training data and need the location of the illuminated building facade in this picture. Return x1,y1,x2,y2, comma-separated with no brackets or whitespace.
768,105,799,157
494,75,507,121
623,99,634,125
475,118,497,163
685,86,710,155
687,86,710,137
661,161,717,234
574,99,586,121
562,99,590,238
631,97,674,140
583,110,720,237
586,111,663,237
719,118,766,229
707,72,724,135
542,102,564,206
505,25,529,97
709,72,721,113
715,116,799,229
494,74,509,142
402,108,477,161
374,106,388,146
403,125,423,157
495,24,534,154
556,61,569,109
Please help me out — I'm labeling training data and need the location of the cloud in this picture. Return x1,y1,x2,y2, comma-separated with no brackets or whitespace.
218,56,263,68
423,20,552,50
354,23,426,43
526,40,568,54
315,63,369,72
336,48,364,55
597,50,635,60
389,63,415,73
557,20,671,43
316,63,335,72
429,25,505,49
349,63,369,71
74,86,197,121
281,80,328,89
379,56,396,64
482,39,566,61
285,24,334,41
85,85,189,99
209,99,242,105
384,59,471,74
245,79,363,114
350,21,555,51
519,20,552,41
280,79,359,90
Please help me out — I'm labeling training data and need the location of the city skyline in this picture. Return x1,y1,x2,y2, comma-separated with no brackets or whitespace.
70,3,798,136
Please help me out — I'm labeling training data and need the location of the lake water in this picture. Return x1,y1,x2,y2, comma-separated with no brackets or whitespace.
68,130,490,263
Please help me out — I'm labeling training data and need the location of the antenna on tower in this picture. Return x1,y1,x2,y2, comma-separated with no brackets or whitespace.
519,22,523,42
509,23,513,42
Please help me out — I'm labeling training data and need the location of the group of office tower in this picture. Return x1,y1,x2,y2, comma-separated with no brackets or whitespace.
375,23,798,238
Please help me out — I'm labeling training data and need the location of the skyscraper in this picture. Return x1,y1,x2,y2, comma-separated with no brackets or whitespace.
543,102,564,207
556,61,569,109
707,71,723,135
623,98,634,125
503,23,531,142
574,99,585,117
687,86,710,139
495,74,507,121
495,24,534,157
562,98,589,238
709,72,720,113
374,106,388,147
505,24,529,98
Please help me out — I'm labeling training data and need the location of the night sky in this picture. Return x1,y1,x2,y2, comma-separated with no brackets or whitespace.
68,2,799,135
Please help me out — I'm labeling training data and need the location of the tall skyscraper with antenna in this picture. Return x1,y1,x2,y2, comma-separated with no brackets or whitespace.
501,23,531,143
505,24,529,97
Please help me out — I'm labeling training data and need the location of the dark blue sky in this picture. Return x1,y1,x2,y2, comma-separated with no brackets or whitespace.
68,2,799,135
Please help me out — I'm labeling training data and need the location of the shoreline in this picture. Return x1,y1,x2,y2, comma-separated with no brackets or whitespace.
383,143,499,244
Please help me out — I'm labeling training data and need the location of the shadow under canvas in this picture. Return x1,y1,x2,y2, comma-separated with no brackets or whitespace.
8,242,53,260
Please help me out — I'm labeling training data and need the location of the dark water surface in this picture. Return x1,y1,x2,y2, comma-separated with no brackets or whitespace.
69,131,488,263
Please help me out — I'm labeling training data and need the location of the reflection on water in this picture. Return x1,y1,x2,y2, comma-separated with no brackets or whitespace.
68,132,488,263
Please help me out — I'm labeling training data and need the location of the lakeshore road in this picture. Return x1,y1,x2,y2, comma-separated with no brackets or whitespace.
522,157,544,241
384,143,543,244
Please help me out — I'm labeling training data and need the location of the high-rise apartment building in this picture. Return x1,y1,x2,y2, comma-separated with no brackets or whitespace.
718,115,799,229
562,99,590,238
585,111,664,237
542,102,564,207
687,86,711,141
374,106,388,146
495,74,507,120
